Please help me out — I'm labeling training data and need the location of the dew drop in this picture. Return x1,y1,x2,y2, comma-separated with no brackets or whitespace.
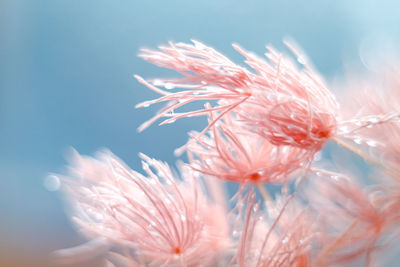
313,152,322,161
165,119,176,124
368,117,379,124
153,79,164,86
232,230,239,238
353,137,363,145
366,140,377,147
297,56,306,65
94,212,104,221
149,209,157,215
180,215,187,222
331,175,339,180
43,175,61,191
164,83,175,90
205,159,212,165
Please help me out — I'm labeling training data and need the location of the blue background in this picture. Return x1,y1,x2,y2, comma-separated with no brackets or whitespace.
2,0,400,265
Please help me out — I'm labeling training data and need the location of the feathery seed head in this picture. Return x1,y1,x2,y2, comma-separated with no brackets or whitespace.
61,150,230,266
136,40,339,150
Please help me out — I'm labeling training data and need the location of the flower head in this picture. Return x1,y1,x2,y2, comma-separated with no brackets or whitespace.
338,66,400,177
136,40,338,150
232,191,315,267
185,111,310,184
306,171,386,266
61,150,230,266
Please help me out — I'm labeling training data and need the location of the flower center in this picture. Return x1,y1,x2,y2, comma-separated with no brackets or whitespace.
249,172,261,181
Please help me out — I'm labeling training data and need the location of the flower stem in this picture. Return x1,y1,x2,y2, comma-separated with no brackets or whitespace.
332,137,399,177
256,182,272,208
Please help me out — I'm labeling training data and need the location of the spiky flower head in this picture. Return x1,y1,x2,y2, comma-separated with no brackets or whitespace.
185,111,310,184
232,191,315,267
306,171,387,266
60,150,230,266
136,40,338,150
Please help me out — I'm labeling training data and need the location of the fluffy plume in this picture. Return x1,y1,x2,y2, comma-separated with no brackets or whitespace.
185,111,311,184
306,170,387,266
232,191,315,267
136,40,338,150
60,150,230,266
337,66,400,178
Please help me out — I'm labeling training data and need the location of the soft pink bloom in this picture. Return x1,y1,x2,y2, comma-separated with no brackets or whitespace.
61,150,230,266
232,191,315,267
136,40,338,150
335,64,400,178
307,170,386,266
185,111,311,184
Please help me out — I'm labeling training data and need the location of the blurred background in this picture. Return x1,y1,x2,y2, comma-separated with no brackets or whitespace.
2,0,400,265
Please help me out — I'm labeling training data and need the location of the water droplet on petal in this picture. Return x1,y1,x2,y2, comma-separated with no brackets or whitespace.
339,126,350,134
353,137,363,145
153,79,164,86
331,175,339,180
94,213,104,221
314,152,322,161
368,117,379,124
297,56,306,65
366,140,377,147
232,230,239,238
164,83,175,90
165,119,176,124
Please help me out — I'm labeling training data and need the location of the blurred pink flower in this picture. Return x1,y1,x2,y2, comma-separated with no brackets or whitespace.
232,191,315,267
136,40,338,150
338,67,400,177
307,170,386,266
185,111,311,184
61,150,230,266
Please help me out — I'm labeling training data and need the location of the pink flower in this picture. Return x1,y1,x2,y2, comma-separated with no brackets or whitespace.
61,150,230,266
136,40,338,150
337,67,400,177
185,111,311,184
232,191,315,267
307,170,386,266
